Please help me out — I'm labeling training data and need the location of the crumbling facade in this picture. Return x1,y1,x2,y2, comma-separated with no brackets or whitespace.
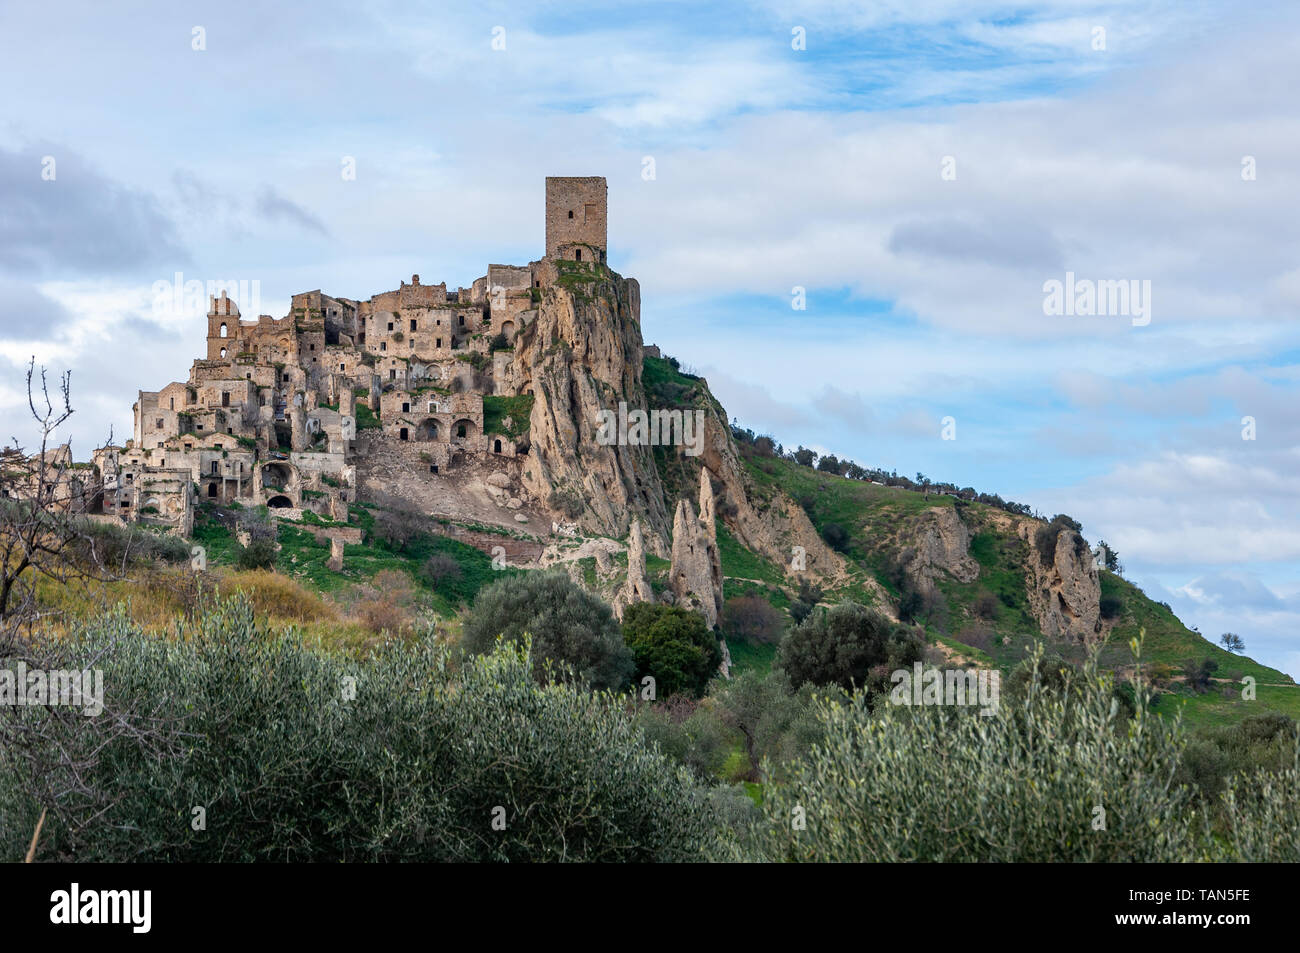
90,177,614,534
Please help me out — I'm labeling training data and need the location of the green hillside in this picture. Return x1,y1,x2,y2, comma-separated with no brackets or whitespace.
723,443,1297,727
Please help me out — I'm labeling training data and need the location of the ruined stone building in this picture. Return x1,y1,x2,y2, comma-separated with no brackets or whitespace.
89,176,612,536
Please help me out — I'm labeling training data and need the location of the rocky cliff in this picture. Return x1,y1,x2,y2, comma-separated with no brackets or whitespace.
513,266,844,586
510,264,1105,651
511,270,673,551
909,506,981,588
1018,522,1102,642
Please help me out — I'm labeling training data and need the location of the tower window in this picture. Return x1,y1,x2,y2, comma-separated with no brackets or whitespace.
568,210,574,218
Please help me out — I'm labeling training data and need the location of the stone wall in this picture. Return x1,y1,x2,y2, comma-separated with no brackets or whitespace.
544,176,607,261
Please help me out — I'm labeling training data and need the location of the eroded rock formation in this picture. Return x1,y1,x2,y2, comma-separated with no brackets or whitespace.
668,470,724,629
1018,522,1101,641
614,519,656,619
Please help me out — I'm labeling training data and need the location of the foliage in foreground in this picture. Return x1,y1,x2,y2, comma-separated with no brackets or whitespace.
728,645,1300,862
6,592,1297,864
0,596,711,862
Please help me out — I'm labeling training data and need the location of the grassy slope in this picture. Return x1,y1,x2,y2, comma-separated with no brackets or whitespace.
189,500,508,619
720,449,1297,726
1098,572,1299,727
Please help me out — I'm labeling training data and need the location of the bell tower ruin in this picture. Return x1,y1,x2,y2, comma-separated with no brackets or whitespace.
206,291,241,361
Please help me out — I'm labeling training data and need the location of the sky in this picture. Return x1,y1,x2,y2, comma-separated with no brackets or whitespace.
1,0,1297,676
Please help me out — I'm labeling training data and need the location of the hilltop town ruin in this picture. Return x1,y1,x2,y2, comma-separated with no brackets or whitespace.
10,176,812,633
85,176,612,538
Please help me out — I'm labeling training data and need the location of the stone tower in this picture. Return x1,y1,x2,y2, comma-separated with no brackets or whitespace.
545,176,607,263
206,291,241,360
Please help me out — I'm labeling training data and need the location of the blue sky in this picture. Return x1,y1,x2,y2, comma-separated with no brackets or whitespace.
1,0,1298,676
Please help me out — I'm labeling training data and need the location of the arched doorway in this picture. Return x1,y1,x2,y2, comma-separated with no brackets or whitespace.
451,418,476,445
268,495,293,509
416,418,439,441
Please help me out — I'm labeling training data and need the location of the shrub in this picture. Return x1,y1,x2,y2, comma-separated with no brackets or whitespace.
787,578,823,626
622,602,722,699
738,645,1209,862
351,569,416,636
548,486,585,521
370,495,426,552
68,519,191,570
820,522,850,552
461,570,633,691
633,697,732,782
1099,594,1123,620
954,623,994,652
236,537,277,571
722,594,784,645
709,669,828,783
1219,754,1300,862
224,569,335,623
1184,657,1219,694
1174,712,1298,802
421,552,463,590
776,601,923,695
0,596,712,862
972,592,999,621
